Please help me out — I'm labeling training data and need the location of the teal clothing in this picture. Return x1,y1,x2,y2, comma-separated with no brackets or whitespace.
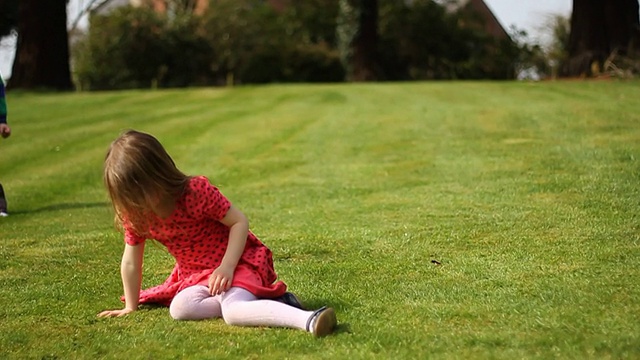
0,75,6,124
0,72,6,214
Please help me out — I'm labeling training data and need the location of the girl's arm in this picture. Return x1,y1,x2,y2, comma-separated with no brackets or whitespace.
98,242,145,317
208,205,248,295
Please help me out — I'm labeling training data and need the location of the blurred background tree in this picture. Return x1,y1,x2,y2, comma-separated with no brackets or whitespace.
563,0,640,77
5,0,610,90
337,0,380,81
0,0,18,37
2,0,73,90
73,6,171,90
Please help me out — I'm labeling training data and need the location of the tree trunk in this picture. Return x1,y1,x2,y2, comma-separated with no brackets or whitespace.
351,0,378,81
9,0,73,90
337,0,379,81
0,0,18,37
563,0,640,77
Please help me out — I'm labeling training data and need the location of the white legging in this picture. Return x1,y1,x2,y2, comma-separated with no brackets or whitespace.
169,285,314,330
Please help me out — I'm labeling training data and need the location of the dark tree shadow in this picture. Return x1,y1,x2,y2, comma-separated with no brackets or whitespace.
9,202,109,215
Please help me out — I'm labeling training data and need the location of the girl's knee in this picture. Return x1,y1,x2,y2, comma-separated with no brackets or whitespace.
169,301,192,320
221,301,246,325
170,300,222,320
220,287,257,325
169,285,221,320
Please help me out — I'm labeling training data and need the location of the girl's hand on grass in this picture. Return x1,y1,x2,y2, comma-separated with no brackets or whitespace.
208,265,234,296
97,308,135,318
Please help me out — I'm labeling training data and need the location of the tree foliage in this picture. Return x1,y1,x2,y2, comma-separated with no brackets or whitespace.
377,0,519,80
201,0,269,85
73,0,527,89
283,0,340,47
74,7,167,90
200,0,343,84
527,15,571,79
0,0,18,37
75,0,343,89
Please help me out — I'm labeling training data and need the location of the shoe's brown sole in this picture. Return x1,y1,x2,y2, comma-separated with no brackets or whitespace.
313,307,337,337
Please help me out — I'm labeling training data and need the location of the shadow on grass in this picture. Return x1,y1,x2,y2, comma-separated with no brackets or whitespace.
10,202,109,215
333,322,352,335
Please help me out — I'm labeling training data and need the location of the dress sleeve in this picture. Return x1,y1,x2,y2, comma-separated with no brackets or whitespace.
124,226,146,246
187,176,231,221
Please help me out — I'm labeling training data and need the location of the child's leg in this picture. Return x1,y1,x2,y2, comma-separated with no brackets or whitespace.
0,183,7,215
220,287,316,331
169,285,222,320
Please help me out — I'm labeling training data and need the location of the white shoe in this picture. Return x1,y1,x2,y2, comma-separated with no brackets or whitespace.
0,211,8,217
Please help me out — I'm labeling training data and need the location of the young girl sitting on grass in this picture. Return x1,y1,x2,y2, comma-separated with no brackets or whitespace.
98,130,337,337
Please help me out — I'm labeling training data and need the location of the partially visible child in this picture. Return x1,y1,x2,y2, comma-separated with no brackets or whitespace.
0,72,12,217
98,130,337,337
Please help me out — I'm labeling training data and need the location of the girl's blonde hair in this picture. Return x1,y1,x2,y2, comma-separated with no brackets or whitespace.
104,130,190,234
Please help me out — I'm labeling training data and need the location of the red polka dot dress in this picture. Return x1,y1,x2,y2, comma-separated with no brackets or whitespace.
122,176,287,306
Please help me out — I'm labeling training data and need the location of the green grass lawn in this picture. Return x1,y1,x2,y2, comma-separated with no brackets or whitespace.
1,80,639,359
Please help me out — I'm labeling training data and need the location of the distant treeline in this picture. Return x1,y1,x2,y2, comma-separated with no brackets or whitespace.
70,0,532,90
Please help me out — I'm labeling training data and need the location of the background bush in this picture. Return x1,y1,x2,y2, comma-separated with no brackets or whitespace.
72,0,531,90
74,7,168,90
